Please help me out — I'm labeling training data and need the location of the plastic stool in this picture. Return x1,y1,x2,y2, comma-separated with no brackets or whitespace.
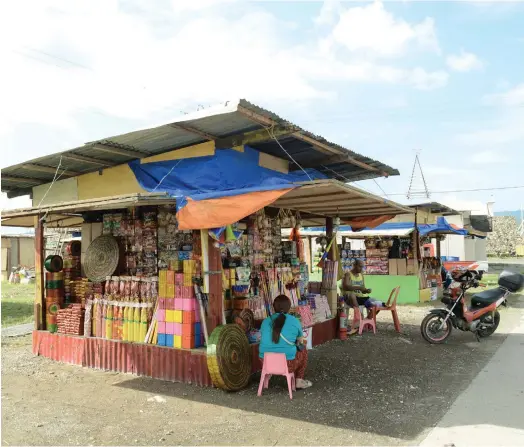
257,353,296,399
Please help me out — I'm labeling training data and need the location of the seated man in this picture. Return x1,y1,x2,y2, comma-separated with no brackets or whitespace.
341,260,372,333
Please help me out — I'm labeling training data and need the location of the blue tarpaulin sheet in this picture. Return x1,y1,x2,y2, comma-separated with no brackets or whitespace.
302,217,469,236
128,146,326,210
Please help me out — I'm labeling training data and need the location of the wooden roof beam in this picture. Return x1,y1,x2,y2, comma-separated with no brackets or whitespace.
61,153,113,167
22,164,79,177
91,143,145,159
170,123,217,141
215,127,292,149
2,175,43,185
292,133,389,177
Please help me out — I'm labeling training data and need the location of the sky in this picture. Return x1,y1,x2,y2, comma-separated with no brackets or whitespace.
1,0,523,215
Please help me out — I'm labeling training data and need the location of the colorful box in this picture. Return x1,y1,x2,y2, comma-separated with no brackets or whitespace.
159,284,167,299
158,322,166,333
174,310,183,324
158,298,166,309
165,310,175,323
166,298,175,310
175,273,184,286
166,270,175,285
194,322,201,335
174,335,182,349
182,299,193,311
182,335,195,349
165,334,174,348
156,309,166,322
159,269,167,284
174,323,182,336
182,323,195,336
174,298,183,310
166,284,175,298
157,333,166,346
182,311,196,324
194,309,200,322
165,322,175,335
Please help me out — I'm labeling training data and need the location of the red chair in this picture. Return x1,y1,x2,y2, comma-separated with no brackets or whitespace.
371,286,401,333
257,353,296,399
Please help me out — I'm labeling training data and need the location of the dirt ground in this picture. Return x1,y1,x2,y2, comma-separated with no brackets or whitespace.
2,300,523,446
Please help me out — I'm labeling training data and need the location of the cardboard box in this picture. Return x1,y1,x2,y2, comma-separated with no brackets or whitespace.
174,335,182,349
397,258,407,276
388,259,398,275
419,288,431,302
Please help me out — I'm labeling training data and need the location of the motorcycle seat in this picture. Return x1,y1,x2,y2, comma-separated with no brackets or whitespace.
471,287,505,307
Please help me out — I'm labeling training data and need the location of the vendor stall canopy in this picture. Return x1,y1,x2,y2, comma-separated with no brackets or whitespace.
1,99,399,199
295,217,470,237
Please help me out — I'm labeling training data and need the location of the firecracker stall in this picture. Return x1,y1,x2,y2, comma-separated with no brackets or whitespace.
1,100,413,390
288,205,476,305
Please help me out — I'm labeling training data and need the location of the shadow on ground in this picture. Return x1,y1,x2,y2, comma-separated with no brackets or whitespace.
116,313,517,441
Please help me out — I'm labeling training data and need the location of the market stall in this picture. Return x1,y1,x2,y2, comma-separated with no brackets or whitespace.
292,217,470,304
1,100,414,389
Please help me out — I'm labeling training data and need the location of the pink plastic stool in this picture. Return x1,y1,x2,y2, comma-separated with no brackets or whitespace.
359,314,376,335
257,353,296,399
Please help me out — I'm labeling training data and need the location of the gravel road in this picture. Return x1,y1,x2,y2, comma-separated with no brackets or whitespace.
2,302,522,446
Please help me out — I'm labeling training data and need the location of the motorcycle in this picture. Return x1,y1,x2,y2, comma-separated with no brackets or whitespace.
421,269,524,344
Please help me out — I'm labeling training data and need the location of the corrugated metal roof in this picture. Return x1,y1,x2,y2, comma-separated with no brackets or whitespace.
1,99,400,198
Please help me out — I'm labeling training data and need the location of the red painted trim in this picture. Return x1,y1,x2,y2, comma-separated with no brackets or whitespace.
32,318,337,387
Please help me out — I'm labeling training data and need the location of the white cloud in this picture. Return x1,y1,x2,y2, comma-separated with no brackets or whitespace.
329,1,440,58
472,150,508,164
484,83,524,106
446,50,483,72
457,83,524,147
0,0,451,144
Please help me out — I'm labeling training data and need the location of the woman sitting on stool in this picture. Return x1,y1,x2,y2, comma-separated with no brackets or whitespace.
259,294,312,389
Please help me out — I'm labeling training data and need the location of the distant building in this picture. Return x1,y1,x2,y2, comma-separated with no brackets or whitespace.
1,234,35,281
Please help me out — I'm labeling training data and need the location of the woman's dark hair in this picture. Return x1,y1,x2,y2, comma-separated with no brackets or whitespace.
272,295,291,344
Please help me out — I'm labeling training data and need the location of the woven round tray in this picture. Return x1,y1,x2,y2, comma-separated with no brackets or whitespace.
232,308,255,333
207,324,252,391
84,235,119,283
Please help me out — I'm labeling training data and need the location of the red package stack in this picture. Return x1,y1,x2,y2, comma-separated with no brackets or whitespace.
57,304,85,335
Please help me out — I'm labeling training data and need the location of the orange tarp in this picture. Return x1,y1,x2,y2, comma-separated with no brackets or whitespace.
177,189,293,230
343,215,394,230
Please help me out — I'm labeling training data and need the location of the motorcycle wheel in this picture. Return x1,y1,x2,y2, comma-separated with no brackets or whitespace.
477,311,500,338
421,314,452,344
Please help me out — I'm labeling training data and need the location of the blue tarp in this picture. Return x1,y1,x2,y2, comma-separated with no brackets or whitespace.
129,146,326,210
301,217,469,236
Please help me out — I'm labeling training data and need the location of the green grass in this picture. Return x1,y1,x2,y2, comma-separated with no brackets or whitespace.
1,282,35,328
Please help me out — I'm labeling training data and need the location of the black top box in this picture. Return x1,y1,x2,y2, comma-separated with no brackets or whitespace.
498,270,524,293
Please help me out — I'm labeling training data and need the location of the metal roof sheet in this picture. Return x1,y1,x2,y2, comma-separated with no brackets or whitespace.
1,99,400,198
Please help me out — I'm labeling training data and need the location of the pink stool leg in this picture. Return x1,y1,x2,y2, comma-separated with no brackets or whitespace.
258,373,266,397
286,374,294,400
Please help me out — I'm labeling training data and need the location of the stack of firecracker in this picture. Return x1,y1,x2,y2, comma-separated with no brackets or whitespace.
84,275,158,342
45,270,64,333
63,249,81,305
57,304,85,335
151,263,204,349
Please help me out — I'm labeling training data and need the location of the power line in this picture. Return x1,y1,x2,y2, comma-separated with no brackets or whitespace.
372,179,389,198
384,185,524,196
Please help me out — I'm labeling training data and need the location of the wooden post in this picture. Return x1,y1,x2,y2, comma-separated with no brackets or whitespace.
34,216,45,330
308,235,313,273
326,217,334,261
207,236,223,335
325,217,338,315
